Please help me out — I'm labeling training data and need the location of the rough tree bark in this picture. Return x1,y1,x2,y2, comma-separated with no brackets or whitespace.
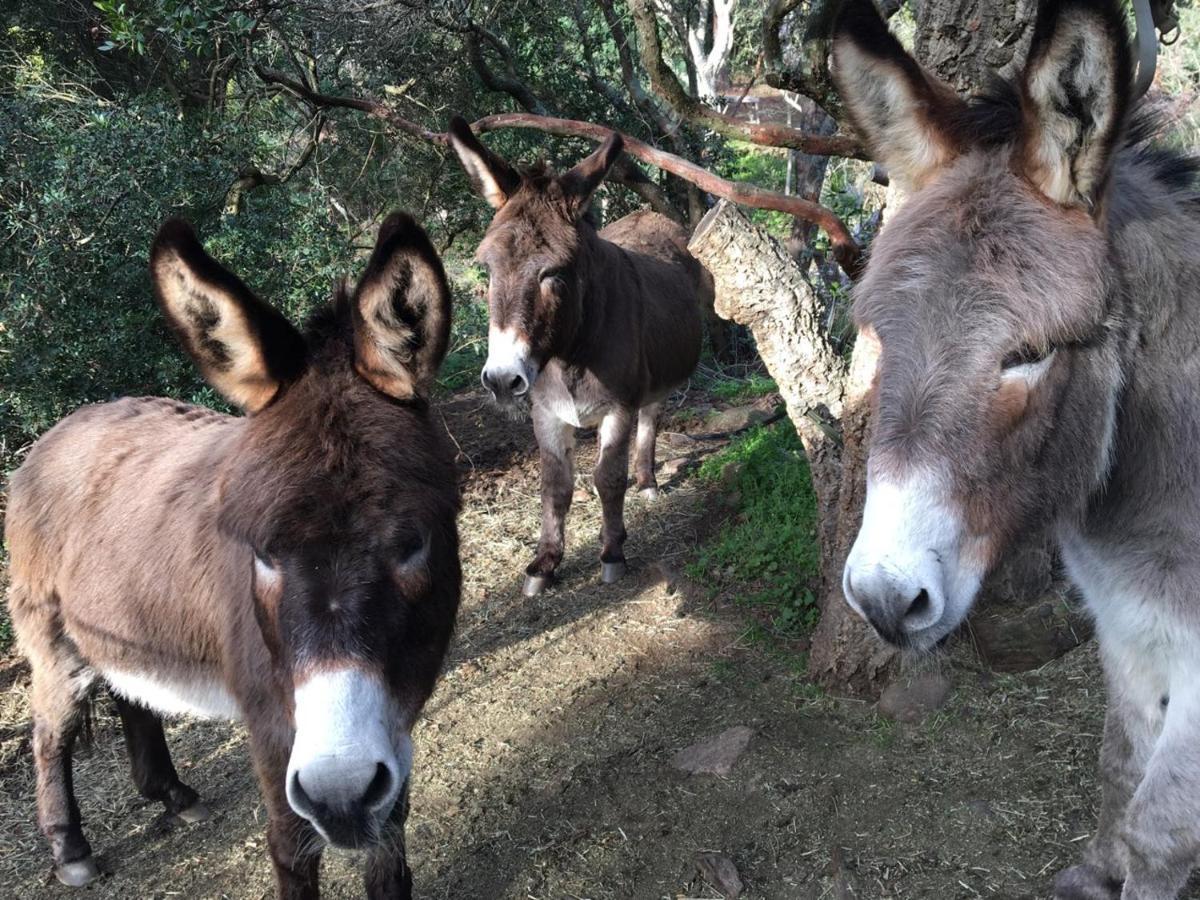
689,201,897,694
912,0,1036,92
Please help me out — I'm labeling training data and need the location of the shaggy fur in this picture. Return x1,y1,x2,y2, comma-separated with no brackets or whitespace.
5,213,461,899
833,0,1200,897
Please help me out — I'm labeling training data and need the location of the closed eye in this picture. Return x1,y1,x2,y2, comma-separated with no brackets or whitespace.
394,531,430,574
1001,345,1057,381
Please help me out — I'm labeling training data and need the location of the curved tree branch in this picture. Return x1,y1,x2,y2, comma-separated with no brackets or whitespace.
253,69,862,275
471,112,862,276
629,0,866,158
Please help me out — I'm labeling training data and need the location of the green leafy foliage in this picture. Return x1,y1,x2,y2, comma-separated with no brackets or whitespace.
689,422,821,636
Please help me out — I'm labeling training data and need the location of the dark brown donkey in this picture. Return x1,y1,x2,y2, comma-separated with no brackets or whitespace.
4,212,460,898
448,117,709,595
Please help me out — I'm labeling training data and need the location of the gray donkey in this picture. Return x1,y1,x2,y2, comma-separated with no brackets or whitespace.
832,0,1200,897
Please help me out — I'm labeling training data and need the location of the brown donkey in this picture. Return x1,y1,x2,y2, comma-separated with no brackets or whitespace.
832,0,1200,896
448,117,709,595
5,212,460,898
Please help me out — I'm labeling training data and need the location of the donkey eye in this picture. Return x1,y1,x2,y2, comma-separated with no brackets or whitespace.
395,531,429,570
1001,344,1054,370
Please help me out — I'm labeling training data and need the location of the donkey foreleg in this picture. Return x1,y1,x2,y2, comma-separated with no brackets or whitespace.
250,729,322,900
525,408,576,596
113,694,208,823
633,402,663,501
1118,677,1200,900
1055,692,1155,900
595,408,634,582
364,782,413,900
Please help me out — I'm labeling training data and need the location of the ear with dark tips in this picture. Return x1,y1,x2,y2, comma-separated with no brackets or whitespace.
829,0,966,190
447,115,522,210
150,219,306,413
351,211,453,400
1017,0,1132,211
559,132,624,217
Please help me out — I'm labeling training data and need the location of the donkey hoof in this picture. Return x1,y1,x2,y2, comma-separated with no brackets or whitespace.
601,560,627,583
639,486,660,502
174,800,211,824
1053,864,1122,900
523,574,552,597
56,857,100,887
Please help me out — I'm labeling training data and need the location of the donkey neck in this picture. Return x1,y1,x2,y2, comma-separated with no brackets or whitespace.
568,227,632,357
1076,151,1200,531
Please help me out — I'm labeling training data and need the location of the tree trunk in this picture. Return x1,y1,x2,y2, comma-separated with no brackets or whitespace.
912,0,1036,92
689,202,900,693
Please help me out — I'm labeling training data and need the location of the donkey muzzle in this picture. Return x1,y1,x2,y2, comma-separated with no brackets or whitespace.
482,325,539,405
286,668,411,848
842,469,983,649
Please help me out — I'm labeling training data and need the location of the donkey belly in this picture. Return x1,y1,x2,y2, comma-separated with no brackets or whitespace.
102,667,241,720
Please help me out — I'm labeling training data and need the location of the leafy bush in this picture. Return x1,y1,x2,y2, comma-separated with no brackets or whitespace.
689,422,821,635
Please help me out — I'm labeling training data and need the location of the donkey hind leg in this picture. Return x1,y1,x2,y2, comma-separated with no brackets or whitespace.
524,407,576,596
1118,675,1200,900
633,402,663,501
595,408,634,583
20,599,101,886
365,781,413,900
111,693,208,823
1055,690,1157,900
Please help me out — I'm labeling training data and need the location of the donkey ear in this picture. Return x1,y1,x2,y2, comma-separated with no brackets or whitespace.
351,212,452,400
150,220,306,413
559,132,623,216
1017,0,1131,210
448,115,521,210
830,0,966,190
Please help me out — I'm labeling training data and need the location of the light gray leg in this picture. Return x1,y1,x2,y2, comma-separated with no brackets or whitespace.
595,408,634,582
525,404,576,596
1056,686,1156,897
633,402,662,501
1119,679,1200,900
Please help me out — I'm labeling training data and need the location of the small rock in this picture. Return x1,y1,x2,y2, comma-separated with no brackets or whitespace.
663,431,696,448
696,852,744,899
969,598,1091,673
572,487,591,503
877,672,952,724
671,726,754,775
650,560,682,595
661,456,693,478
707,405,772,434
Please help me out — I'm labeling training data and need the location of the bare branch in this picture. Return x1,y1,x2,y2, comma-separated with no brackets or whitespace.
628,0,866,157
471,112,862,275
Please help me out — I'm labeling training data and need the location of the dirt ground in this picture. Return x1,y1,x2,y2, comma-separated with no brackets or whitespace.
0,386,1188,899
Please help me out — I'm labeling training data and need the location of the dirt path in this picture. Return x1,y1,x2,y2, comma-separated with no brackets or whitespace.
0,388,1181,899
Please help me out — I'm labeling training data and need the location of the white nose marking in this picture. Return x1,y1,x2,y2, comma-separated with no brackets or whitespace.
482,325,538,395
285,668,410,828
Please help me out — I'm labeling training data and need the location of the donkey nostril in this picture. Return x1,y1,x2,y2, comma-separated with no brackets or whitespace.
288,770,316,816
904,589,931,622
508,373,528,395
360,762,395,810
